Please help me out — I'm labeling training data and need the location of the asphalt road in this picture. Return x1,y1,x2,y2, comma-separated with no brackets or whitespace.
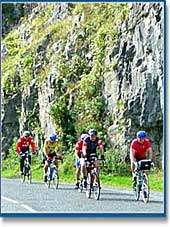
1,178,164,215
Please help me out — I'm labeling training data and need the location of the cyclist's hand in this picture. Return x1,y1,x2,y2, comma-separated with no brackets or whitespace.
101,155,105,161
19,152,23,156
32,151,36,155
47,156,52,161
58,154,62,160
58,155,63,163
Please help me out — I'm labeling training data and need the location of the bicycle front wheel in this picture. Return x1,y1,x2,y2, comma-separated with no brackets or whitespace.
28,167,32,184
20,167,25,183
78,179,83,193
86,173,92,199
142,173,150,203
134,185,140,201
93,178,100,200
52,169,59,189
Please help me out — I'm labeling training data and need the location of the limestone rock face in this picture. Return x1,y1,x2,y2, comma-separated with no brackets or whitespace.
103,3,163,166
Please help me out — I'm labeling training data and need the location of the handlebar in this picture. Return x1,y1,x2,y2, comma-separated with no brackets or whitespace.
20,151,31,157
134,159,154,171
47,155,63,162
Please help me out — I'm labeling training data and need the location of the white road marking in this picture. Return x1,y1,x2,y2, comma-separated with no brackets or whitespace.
20,204,37,213
2,196,37,213
2,196,19,204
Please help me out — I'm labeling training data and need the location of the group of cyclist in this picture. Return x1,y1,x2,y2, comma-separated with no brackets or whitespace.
16,128,153,189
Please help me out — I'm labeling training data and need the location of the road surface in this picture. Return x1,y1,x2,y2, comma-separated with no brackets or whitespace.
1,178,164,216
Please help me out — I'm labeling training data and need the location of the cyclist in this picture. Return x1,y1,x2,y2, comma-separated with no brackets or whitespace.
43,133,62,182
81,129,105,188
74,133,88,189
130,130,153,189
16,131,36,175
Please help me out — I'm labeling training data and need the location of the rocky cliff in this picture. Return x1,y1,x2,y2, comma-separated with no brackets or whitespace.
2,2,164,167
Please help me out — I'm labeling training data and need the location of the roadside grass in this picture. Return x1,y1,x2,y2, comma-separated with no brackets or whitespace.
1,160,164,192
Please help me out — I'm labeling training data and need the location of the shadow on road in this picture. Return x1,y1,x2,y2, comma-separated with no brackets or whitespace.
102,191,132,196
100,196,163,204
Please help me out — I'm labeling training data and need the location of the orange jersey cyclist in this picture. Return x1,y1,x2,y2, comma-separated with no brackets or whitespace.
81,129,105,188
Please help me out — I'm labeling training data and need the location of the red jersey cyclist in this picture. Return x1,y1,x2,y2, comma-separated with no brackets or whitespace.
130,130,153,189
74,133,88,189
16,131,36,176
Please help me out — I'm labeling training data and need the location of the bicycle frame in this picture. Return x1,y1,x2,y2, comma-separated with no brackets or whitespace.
46,156,59,189
85,155,101,200
133,160,152,203
20,151,32,183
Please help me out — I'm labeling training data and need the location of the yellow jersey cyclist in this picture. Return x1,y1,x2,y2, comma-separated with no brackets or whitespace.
43,133,62,182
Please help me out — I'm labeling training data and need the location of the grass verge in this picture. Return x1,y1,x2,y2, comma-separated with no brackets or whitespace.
1,161,163,192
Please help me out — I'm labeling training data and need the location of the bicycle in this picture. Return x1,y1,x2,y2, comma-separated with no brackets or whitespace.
20,151,32,184
45,156,60,189
85,153,102,200
133,159,154,203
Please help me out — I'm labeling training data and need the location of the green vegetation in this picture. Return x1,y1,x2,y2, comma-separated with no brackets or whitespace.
1,139,163,192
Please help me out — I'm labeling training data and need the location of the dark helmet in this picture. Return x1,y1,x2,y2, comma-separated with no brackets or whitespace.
137,131,147,139
88,129,97,136
23,131,30,137
49,133,57,141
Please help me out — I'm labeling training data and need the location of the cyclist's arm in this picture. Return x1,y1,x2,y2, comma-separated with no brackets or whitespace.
82,144,87,157
130,148,136,162
98,139,104,156
75,150,80,159
147,147,153,160
99,145,104,156
44,141,49,157
16,139,21,154
75,142,81,159
29,138,36,153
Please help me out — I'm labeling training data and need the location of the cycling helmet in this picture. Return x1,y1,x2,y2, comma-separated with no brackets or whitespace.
23,131,30,137
137,131,147,139
80,133,88,141
88,129,97,136
49,133,57,141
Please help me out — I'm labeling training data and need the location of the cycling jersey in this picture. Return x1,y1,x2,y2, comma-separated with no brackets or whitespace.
130,138,151,159
75,140,83,158
83,137,102,157
16,136,35,153
44,138,61,155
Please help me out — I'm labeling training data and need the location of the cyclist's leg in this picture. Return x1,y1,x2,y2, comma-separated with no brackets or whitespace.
75,158,81,188
28,154,31,166
20,155,25,175
53,154,58,168
130,159,137,189
44,158,48,182
94,160,100,184
80,158,87,187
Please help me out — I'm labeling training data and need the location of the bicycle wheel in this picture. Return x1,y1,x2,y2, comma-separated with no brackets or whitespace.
86,173,92,199
142,173,150,203
134,176,140,201
28,167,32,184
52,169,59,189
78,179,83,193
20,167,25,183
93,177,100,200
134,185,140,201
